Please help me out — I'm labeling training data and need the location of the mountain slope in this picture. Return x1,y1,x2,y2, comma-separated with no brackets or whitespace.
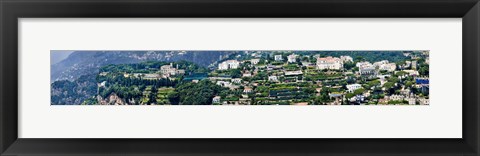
50,51,235,82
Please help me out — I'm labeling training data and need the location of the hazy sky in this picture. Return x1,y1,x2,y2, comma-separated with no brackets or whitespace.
50,50,74,65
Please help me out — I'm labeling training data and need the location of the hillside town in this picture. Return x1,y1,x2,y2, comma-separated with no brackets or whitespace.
81,51,429,105
202,51,429,105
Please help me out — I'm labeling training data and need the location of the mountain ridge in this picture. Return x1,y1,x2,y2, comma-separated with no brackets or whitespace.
50,51,235,82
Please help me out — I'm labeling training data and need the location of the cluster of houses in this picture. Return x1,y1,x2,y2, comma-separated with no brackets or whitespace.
378,91,429,105
98,51,429,105
209,52,429,105
218,54,349,71
356,60,397,77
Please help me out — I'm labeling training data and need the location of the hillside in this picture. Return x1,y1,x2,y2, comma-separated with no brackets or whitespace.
50,51,236,82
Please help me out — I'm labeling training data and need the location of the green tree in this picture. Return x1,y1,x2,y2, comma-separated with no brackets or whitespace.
344,62,356,70
345,93,355,99
419,65,429,76
173,80,226,105
353,88,365,95
384,82,395,89
230,69,242,78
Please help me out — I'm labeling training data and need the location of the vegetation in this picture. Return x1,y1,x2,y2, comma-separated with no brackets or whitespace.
51,74,97,105
168,80,226,105
51,50,429,105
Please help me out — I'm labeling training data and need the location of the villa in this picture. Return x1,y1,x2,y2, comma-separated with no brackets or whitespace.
160,63,185,76
218,60,240,70
359,66,376,76
316,56,343,70
287,54,297,63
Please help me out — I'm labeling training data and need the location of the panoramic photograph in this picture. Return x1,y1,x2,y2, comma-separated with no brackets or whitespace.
51,50,429,105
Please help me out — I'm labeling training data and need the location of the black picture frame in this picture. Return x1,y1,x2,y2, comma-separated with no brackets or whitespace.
1,0,479,155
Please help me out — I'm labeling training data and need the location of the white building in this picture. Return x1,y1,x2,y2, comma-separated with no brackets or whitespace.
268,75,278,82
402,70,419,76
316,56,343,70
419,98,429,105
284,70,303,76
160,63,185,76
359,66,376,75
143,73,162,79
216,81,232,88
212,96,221,104
412,60,417,70
346,84,362,93
380,63,397,72
218,60,240,70
231,78,242,84
250,59,260,65
243,87,253,93
98,81,107,88
406,97,416,105
404,61,412,68
274,55,283,61
356,61,372,68
356,62,377,75
242,72,252,77
400,89,412,96
373,60,389,67
340,56,353,62
287,54,297,63
389,94,405,101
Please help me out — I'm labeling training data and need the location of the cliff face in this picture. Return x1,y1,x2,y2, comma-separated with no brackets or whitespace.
50,74,97,105
97,93,128,105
